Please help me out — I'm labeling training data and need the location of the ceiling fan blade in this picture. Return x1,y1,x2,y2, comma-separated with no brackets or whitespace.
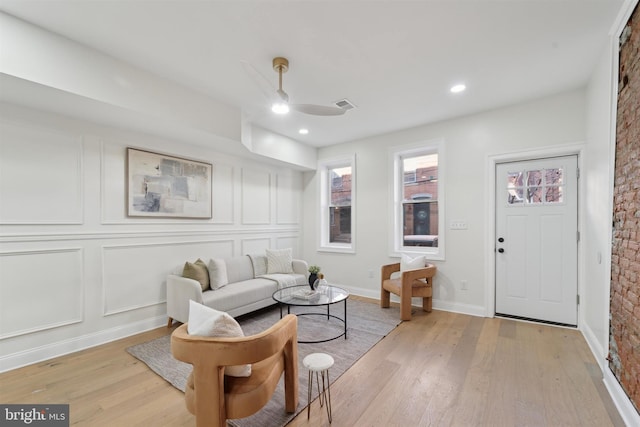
290,104,347,116
240,60,278,103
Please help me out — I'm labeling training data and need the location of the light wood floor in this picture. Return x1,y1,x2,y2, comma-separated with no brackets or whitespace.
0,299,625,427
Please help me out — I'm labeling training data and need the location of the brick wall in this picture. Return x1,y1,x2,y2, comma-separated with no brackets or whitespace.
609,3,640,413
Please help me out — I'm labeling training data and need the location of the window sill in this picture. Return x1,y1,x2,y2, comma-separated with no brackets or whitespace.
318,245,355,254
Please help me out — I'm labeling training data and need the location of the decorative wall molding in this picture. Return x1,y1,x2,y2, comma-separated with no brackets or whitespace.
0,228,301,243
241,237,271,256
0,248,83,339
102,239,234,316
212,162,235,224
276,235,302,254
241,168,271,224
0,104,304,376
276,172,301,225
0,121,84,225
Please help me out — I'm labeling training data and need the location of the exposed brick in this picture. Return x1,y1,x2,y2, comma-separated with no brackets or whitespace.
609,3,640,414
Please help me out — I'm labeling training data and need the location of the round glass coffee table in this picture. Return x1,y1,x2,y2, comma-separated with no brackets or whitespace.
272,285,349,343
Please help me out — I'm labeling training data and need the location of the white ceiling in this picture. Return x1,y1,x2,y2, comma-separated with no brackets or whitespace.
0,0,624,147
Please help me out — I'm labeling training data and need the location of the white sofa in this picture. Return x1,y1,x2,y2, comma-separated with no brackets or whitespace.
167,253,308,325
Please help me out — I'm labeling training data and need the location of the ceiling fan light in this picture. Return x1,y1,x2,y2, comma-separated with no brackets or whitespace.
450,84,466,93
271,102,290,114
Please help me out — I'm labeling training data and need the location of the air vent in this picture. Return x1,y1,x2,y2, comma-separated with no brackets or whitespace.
334,98,357,110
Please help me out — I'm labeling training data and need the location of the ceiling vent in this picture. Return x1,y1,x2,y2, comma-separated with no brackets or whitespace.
334,98,357,111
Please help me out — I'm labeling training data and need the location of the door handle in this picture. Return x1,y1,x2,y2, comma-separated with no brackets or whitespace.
498,248,505,253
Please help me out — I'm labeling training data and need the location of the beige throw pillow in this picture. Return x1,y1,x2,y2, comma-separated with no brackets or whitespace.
182,259,210,291
266,248,294,274
187,300,251,377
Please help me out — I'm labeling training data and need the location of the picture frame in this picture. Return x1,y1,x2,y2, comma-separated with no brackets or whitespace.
126,147,212,219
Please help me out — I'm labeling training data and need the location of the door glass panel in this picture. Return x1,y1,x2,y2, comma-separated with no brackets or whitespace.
546,186,563,203
507,171,523,187
527,170,543,186
507,188,524,204
546,168,563,185
527,187,543,204
507,171,524,205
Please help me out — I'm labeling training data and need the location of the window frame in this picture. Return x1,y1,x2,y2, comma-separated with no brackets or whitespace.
389,139,445,260
318,154,356,253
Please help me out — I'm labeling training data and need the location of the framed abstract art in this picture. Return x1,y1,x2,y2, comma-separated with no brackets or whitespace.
126,148,212,218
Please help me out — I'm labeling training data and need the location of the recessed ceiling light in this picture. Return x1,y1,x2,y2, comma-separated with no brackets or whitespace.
450,84,466,94
299,128,309,135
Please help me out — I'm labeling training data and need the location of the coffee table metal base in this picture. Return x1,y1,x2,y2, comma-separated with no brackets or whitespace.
278,300,348,344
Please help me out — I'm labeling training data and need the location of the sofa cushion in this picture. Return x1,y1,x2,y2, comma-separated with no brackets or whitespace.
187,300,251,377
266,248,294,274
249,254,268,277
202,278,279,313
208,258,229,290
225,255,255,284
182,259,210,291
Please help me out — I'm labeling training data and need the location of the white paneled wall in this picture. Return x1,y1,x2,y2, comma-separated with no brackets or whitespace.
0,248,83,338
0,122,83,224
0,104,304,371
241,168,271,224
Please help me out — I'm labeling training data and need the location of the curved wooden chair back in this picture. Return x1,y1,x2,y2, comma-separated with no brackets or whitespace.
171,314,298,427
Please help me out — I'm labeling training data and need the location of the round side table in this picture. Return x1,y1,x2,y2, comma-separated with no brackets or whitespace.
303,352,334,423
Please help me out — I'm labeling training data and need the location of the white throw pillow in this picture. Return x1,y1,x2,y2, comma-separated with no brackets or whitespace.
250,254,268,277
187,300,251,377
208,258,229,290
400,254,426,272
266,248,294,274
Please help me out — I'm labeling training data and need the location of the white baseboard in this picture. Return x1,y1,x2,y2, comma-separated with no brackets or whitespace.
343,285,485,317
0,315,166,373
581,323,640,426
431,299,485,317
603,366,640,427
581,322,607,370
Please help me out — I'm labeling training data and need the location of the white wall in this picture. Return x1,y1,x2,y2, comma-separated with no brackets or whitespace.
0,102,304,372
583,41,616,365
303,90,586,315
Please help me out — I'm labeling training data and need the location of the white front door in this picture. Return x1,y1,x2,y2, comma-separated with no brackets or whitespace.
495,156,578,325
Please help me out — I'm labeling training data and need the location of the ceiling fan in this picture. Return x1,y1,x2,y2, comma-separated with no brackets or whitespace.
242,57,348,117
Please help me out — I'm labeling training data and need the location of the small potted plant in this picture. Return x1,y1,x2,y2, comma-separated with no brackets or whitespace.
308,265,321,288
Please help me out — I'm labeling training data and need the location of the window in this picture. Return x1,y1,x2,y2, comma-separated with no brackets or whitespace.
390,140,444,260
319,155,356,253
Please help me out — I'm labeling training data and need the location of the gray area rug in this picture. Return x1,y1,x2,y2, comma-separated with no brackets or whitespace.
127,299,401,426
